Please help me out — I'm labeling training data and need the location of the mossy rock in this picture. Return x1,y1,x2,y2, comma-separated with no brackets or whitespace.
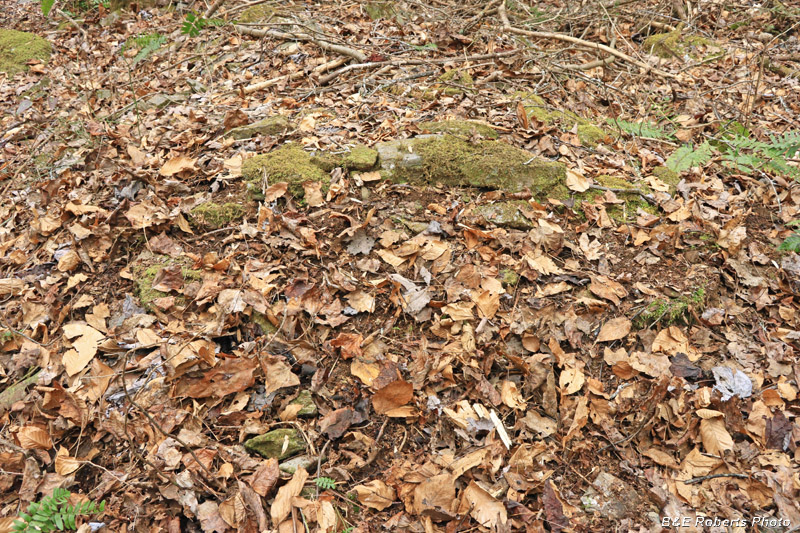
642,29,715,59
500,269,520,287
652,166,680,194
227,116,291,139
251,311,278,336
576,175,656,222
0,29,51,74
238,5,276,23
577,124,610,147
289,390,317,417
130,251,202,311
363,1,397,20
242,144,330,198
472,200,536,230
376,134,567,196
190,202,244,229
514,91,610,146
420,70,475,99
244,428,306,460
344,145,378,171
418,120,498,139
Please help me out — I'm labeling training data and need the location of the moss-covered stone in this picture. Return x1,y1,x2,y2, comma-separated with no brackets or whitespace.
376,135,567,196
0,30,51,74
227,116,291,139
473,200,535,230
420,70,475,99
289,390,317,417
642,29,714,59
500,269,520,287
251,311,278,336
238,4,275,23
190,202,244,229
130,251,202,311
577,124,609,147
514,91,610,145
364,1,397,20
244,428,306,460
652,166,680,193
418,120,498,139
576,175,656,222
344,145,378,171
242,144,330,198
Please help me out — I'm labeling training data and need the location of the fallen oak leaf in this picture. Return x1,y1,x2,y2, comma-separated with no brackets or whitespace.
319,408,365,439
353,480,395,510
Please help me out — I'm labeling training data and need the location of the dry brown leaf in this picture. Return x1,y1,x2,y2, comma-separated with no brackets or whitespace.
353,480,395,510
372,380,413,414
566,168,590,192
62,322,105,376
596,317,632,342
17,426,53,450
159,155,196,176
699,417,734,456
271,467,308,525
500,380,527,410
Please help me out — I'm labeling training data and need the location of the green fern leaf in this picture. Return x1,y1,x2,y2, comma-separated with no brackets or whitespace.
666,141,712,173
779,233,800,253
315,476,337,490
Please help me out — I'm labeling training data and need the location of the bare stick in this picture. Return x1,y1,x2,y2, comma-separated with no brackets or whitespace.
497,1,676,79
235,25,367,62
203,0,225,18
243,56,348,94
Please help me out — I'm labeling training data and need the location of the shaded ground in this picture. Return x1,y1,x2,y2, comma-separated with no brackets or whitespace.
2,0,800,532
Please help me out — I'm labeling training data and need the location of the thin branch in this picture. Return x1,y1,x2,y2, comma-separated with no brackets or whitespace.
234,25,367,62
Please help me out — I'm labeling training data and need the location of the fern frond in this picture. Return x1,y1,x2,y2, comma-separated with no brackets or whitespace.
666,141,712,173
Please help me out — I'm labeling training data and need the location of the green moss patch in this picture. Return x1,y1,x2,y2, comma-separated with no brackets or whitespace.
227,116,291,139
377,135,566,196
0,30,51,74
576,175,656,222
130,251,202,311
652,166,680,193
190,202,244,229
244,428,306,460
643,29,716,59
419,120,498,139
514,91,610,147
344,145,378,170
635,288,705,328
242,144,330,198
238,5,276,23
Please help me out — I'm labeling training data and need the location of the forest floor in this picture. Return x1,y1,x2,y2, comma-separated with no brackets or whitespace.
2,0,800,532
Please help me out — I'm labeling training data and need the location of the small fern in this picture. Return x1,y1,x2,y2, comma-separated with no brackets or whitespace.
315,477,337,490
665,141,713,173
13,489,105,533
608,118,673,140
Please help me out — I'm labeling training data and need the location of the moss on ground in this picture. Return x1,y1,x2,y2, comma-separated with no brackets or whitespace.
635,287,705,328
643,29,715,59
0,29,51,74
575,175,657,222
418,120,498,139
242,144,330,198
190,202,245,229
652,166,680,193
344,145,378,170
238,4,275,23
514,91,610,146
227,116,291,139
384,135,567,196
131,252,202,311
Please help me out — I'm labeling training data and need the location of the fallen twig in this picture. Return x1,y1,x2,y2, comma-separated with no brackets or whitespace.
497,1,676,79
682,473,749,485
318,49,520,85
243,56,348,94
234,25,367,62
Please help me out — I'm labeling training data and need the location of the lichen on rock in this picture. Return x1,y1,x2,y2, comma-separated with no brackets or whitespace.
376,134,567,197
244,428,306,460
0,29,51,74
242,144,330,198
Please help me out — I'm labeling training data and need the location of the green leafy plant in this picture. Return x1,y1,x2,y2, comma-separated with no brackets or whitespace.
41,0,55,16
122,32,167,65
13,488,105,533
607,118,673,140
181,13,223,37
315,477,337,490
779,220,800,253
665,140,713,173
635,288,705,328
